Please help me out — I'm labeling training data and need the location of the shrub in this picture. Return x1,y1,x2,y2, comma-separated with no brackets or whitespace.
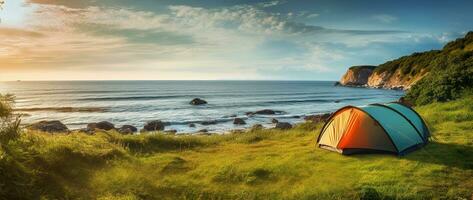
406,54,473,105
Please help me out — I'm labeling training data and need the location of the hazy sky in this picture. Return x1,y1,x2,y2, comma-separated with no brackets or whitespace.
0,0,472,80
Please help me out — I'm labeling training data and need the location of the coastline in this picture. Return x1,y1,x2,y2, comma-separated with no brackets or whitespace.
24,111,333,135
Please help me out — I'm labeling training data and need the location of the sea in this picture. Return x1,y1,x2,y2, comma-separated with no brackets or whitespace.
0,81,404,133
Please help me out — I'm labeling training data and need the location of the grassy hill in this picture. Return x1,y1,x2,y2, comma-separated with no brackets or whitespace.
1,95,472,199
374,32,473,105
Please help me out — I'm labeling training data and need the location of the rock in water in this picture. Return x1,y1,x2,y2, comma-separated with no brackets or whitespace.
271,118,279,124
275,122,292,130
143,120,166,131
190,98,207,105
118,125,137,134
88,121,115,131
189,123,196,128
233,118,246,125
28,120,69,133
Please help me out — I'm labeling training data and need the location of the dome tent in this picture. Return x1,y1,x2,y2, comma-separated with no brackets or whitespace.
317,102,430,156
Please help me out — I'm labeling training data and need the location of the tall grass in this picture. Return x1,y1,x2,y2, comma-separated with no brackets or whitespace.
0,94,472,199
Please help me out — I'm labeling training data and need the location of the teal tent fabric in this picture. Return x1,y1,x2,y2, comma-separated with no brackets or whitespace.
359,105,425,153
385,103,430,139
317,102,429,155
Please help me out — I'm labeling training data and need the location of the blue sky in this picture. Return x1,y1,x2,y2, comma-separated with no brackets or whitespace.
0,0,471,80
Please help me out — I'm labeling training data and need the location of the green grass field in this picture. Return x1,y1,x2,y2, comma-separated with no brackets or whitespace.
1,97,472,199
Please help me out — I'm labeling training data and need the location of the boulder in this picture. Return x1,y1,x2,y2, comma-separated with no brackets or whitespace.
189,123,196,128
28,120,69,133
118,125,137,134
143,120,166,131
304,113,332,123
233,118,246,125
88,121,115,131
198,129,208,133
271,118,279,124
275,122,292,130
190,98,207,105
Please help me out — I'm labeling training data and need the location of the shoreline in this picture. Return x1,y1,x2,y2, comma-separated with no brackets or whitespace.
24,111,333,135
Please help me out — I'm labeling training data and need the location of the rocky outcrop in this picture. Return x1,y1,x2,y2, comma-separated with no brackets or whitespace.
88,121,115,131
339,66,376,86
304,113,332,123
275,122,292,130
233,118,246,125
143,120,166,131
339,65,427,90
366,69,427,90
190,98,207,105
118,125,137,134
28,120,69,133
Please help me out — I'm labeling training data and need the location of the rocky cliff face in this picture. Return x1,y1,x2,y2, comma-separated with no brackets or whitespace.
339,66,426,90
366,70,427,90
339,65,376,86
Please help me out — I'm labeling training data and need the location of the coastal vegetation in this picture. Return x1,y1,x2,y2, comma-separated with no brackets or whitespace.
378,32,473,105
339,31,473,101
0,92,472,199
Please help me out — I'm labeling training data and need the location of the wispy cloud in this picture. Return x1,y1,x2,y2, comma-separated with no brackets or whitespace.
0,0,455,80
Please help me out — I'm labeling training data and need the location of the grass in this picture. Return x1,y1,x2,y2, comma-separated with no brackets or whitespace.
1,97,473,199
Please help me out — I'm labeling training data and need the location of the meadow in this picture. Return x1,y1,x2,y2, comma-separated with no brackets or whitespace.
1,96,472,199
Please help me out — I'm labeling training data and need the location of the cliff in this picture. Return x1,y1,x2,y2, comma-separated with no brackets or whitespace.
339,31,473,91
339,65,376,86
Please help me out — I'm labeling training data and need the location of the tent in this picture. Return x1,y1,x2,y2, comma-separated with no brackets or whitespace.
317,102,430,156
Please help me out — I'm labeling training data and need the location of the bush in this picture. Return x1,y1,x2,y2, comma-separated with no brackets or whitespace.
0,94,34,199
406,53,473,105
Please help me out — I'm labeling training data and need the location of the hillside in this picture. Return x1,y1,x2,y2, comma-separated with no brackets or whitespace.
339,31,473,97
1,95,472,199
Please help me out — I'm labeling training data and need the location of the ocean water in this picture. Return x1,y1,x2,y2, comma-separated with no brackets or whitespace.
0,81,404,133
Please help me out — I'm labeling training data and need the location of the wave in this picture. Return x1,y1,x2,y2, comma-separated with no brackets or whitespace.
15,107,109,113
77,95,190,101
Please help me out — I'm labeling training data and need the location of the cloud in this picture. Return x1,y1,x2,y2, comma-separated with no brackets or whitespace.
0,0,429,80
27,0,97,8
372,14,398,23
0,27,44,37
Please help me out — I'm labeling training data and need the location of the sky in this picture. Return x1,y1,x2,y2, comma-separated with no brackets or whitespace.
0,0,472,81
